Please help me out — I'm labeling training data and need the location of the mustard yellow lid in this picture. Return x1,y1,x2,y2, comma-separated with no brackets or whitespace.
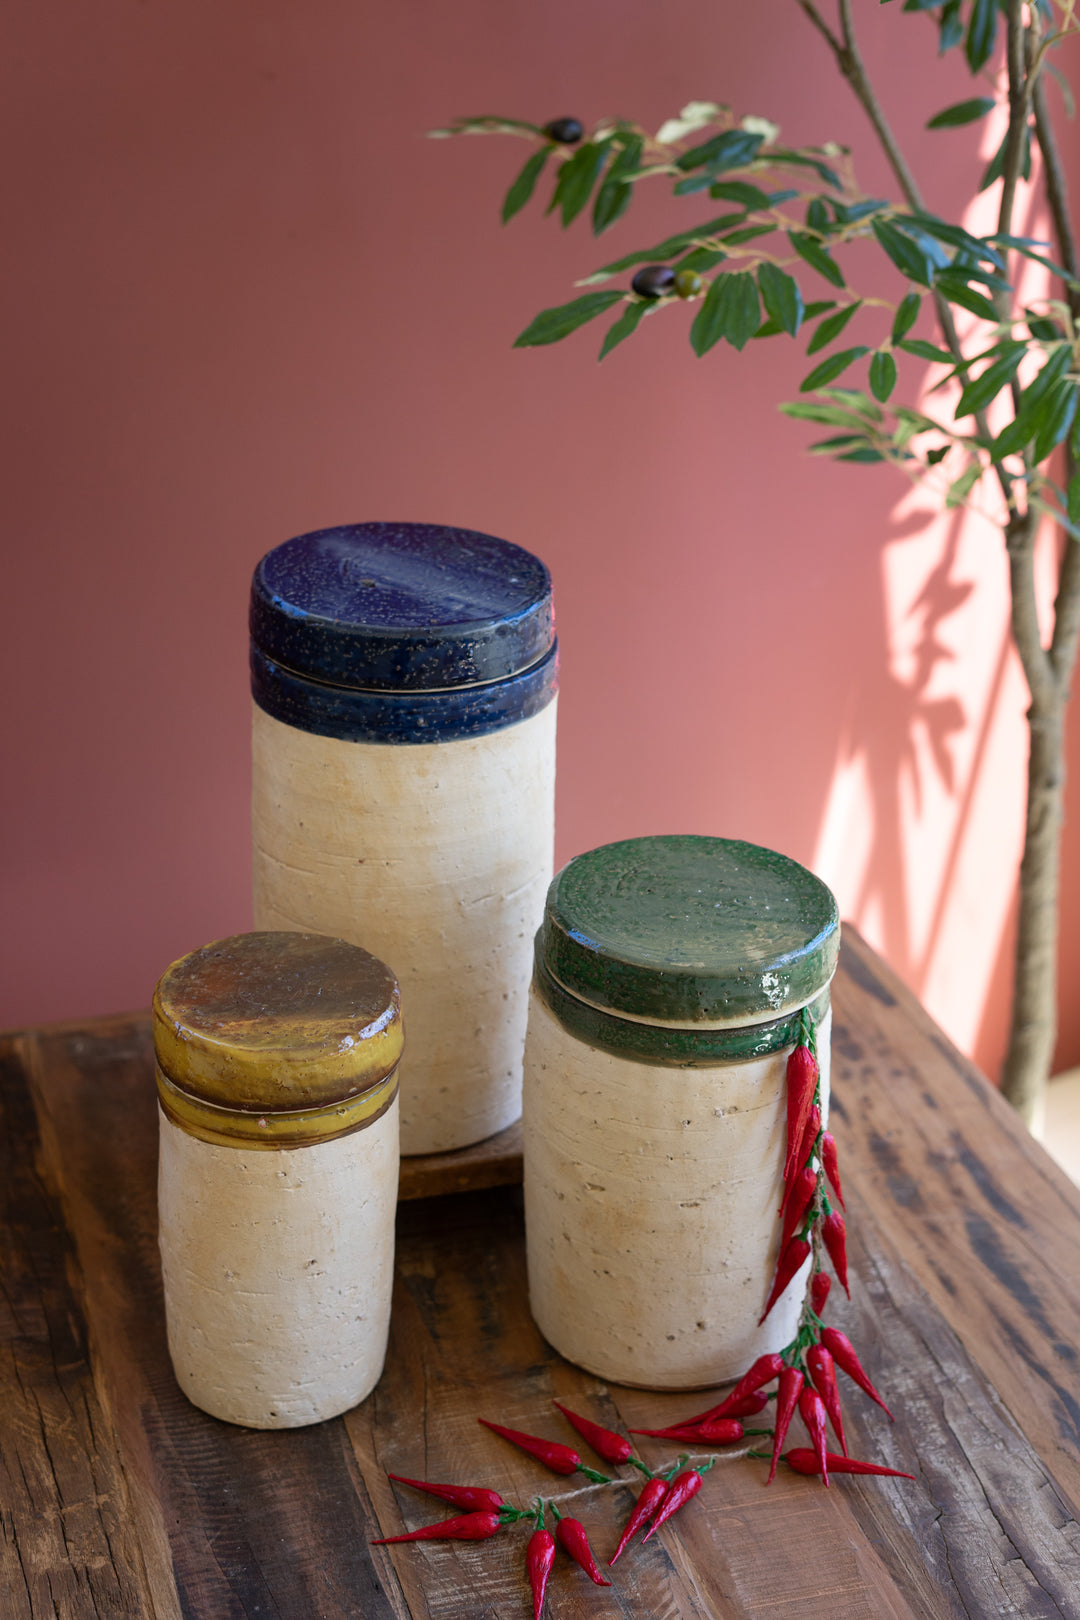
152,931,403,1113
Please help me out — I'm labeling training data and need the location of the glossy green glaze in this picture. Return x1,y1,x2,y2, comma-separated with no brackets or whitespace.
538,835,839,1025
534,958,831,1066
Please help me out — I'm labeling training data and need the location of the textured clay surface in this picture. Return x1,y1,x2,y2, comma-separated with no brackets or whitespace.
523,990,832,1388
158,1100,399,1427
251,701,556,1153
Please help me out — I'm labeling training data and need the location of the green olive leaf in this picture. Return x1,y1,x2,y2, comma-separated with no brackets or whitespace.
954,349,1025,420
788,232,846,288
757,263,805,335
869,350,898,403
926,97,996,129
514,290,624,347
807,301,862,355
891,293,921,344
502,147,550,224
690,271,761,355
799,346,870,392
598,300,651,360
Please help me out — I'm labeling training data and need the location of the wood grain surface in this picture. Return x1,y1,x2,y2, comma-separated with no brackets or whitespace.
2,929,1079,1619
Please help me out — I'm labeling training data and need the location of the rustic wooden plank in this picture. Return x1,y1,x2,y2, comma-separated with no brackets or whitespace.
0,1037,162,1620
345,1188,715,1620
17,1019,412,1620
398,1121,522,1201
831,929,1080,1513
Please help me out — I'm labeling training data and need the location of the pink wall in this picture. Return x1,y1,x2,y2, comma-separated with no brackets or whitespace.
3,1,1078,1081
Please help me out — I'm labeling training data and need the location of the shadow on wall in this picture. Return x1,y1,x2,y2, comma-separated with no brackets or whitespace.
815,495,1027,1082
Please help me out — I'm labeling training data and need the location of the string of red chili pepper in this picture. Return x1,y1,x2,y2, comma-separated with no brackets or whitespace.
734,1006,908,1487
376,1406,727,1613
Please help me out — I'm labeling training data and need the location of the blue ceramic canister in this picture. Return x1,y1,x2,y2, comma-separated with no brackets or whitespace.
523,836,839,1390
250,522,558,1155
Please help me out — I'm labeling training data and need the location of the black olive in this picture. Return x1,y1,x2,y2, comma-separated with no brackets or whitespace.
631,265,677,299
544,117,584,144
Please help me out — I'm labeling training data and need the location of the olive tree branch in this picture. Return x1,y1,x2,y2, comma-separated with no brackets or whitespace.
998,0,1033,242
793,1,844,65
796,0,1013,508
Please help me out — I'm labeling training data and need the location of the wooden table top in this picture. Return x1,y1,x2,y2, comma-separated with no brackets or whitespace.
3,928,1080,1619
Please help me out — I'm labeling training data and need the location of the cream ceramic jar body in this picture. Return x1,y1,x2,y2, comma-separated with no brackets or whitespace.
523,989,832,1390
158,1099,399,1428
252,700,556,1155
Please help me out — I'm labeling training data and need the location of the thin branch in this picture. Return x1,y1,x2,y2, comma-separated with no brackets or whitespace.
997,0,1031,240
794,0,843,57
1031,69,1080,299
836,0,923,212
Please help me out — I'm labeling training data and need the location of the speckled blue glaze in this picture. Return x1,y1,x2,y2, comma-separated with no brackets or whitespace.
250,522,554,691
250,640,559,744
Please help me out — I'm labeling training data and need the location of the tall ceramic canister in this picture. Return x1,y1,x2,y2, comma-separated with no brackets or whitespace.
523,835,840,1390
250,521,558,1155
154,931,403,1428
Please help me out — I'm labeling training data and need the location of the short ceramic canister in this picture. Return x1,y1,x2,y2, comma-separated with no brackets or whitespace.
153,930,403,1429
249,521,558,1156
523,835,840,1391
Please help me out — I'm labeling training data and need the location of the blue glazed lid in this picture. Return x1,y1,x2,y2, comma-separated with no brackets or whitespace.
250,522,555,692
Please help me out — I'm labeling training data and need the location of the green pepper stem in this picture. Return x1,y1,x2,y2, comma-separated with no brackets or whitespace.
577,1464,612,1484
627,1455,655,1479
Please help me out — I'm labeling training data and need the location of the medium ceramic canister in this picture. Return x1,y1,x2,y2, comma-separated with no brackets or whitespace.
153,931,402,1428
250,521,558,1156
523,835,840,1391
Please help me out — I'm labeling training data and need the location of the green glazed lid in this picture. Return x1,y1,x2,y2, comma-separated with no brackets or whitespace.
538,835,839,1028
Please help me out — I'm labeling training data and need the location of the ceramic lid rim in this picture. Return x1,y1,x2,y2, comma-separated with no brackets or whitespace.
537,835,840,1025
250,521,555,692
152,931,405,1110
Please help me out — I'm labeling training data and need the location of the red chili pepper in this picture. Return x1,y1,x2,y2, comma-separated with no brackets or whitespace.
780,1165,818,1251
784,1448,914,1480
477,1419,607,1479
678,1386,771,1428
386,1473,504,1514
552,1401,632,1465
806,1343,848,1456
630,1418,743,1444
821,1131,845,1208
766,1365,804,1485
810,1271,831,1318
821,1210,850,1297
784,1044,819,1184
526,1502,556,1619
820,1329,894,1420
783,1106,821,1212
798,1385,830,1486
759,1236,811,1324
683,1391,770,1424
554,1512,611,1586
609,1476,668,1565
372,1510,502,1544
728,1352,787,1404
799,1102,823,1164
689,1352,785,1428
641,1469,703,1541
